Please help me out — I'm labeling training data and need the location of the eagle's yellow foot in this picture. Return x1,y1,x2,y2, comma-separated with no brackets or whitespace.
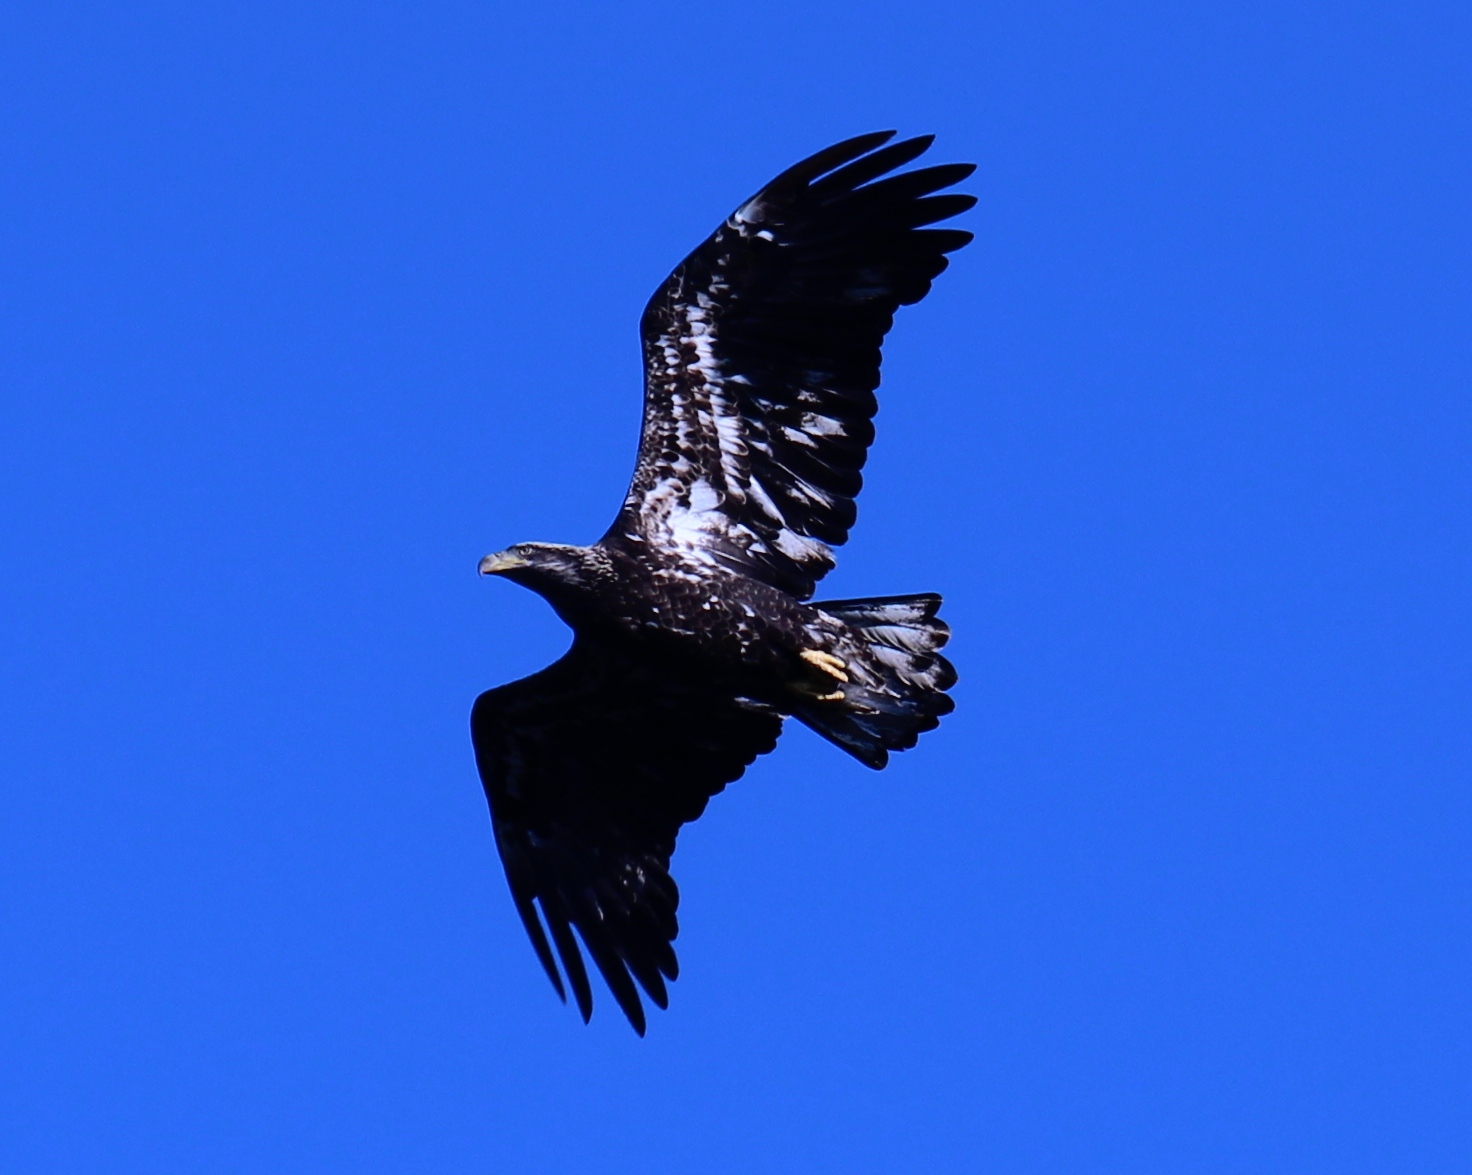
814,688,846,702
800,649,849,682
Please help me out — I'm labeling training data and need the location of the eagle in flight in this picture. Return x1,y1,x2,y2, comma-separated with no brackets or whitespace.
472,131,974,1034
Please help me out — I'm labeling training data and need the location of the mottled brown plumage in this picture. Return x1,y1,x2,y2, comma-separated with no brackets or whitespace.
472,132,973,1033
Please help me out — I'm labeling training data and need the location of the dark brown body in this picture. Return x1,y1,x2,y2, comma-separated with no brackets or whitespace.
514,536,866,711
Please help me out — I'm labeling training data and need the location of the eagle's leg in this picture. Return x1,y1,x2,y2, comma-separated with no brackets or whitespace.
798,649,849,702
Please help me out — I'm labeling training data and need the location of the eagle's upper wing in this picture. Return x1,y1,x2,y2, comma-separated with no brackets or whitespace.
470,637,783,1034
609,131,975,600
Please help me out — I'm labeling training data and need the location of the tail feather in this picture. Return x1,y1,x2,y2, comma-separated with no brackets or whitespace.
796,593,956,769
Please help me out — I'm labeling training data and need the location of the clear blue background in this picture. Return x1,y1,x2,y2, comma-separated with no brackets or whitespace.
1,2,1468,1171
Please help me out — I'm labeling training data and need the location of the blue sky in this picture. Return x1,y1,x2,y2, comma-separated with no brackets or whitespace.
2,2,1469,1171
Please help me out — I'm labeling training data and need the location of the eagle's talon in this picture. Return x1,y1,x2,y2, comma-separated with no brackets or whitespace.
800,649,850,682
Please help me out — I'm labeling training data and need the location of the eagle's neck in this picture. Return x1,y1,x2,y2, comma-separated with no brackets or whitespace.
503,543,616,626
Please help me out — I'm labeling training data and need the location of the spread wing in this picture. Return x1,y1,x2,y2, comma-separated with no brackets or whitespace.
609,131,976,600
470,637,783,1034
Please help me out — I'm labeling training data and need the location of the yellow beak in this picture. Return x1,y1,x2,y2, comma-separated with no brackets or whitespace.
478,550,528,576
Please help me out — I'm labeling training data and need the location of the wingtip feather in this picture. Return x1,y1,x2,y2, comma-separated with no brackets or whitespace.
544,903,594,1022
574,912,650,1036
515,895,566,1002
781,130,898,186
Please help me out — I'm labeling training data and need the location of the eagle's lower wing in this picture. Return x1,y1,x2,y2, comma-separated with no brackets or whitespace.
610,131,975,600
470,638,783,1034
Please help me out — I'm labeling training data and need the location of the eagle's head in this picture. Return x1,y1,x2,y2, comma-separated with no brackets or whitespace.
478,541,606,601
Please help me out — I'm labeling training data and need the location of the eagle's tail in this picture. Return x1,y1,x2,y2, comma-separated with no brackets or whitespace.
795,593,957,770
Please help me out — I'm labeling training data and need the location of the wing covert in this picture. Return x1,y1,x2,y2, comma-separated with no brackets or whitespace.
611,131,976,599
470,638,783,1034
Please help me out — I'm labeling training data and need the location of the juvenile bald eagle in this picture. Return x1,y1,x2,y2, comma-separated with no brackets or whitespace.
472,131,974,1034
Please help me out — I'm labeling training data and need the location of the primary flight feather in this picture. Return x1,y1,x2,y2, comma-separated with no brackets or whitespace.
472,131,974,1034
